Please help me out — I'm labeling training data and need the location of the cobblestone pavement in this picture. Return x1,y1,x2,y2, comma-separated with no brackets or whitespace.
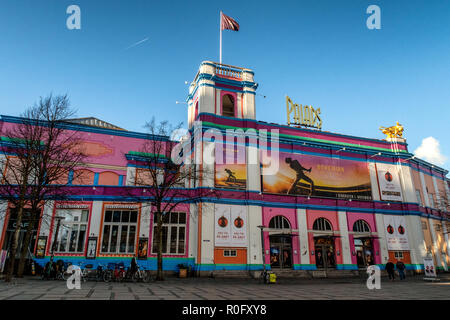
0,275,449,300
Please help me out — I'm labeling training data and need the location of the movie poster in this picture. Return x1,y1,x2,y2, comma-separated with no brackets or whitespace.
86,237,97,259
138,238,148,259
35,236,47,259
262,152,372,200
384,215,409,250
215,143,247,190
214,204,247,247
376,164,403,202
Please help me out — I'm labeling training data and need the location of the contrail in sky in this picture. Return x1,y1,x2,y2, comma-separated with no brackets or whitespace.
124,37,149,50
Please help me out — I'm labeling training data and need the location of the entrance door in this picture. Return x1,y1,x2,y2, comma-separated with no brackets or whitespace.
269,235,292,269
354,238,374,268
314,237,336,269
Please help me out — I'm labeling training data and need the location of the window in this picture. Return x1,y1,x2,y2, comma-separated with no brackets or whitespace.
394,251,404,259
54,209,89,253
269,216,290,229
222,94,235,117
223,249,237,257
353,220,371,233
152,212,186,255
101,210,138,254
428,194,435,208
313,218,332,231
422,221,428,230
416,190,422,206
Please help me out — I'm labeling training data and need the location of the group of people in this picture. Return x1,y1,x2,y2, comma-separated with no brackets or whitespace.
385,260,406,281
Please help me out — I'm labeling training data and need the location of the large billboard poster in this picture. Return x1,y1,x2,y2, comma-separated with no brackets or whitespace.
384,215,409,250
262,152,372,200
215,144,247,190
214,204,247,247
376,164,403,202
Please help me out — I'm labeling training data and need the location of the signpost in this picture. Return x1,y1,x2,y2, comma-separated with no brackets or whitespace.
423,256,439,282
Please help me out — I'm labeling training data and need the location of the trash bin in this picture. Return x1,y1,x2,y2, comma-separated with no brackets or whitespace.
268,272,277,284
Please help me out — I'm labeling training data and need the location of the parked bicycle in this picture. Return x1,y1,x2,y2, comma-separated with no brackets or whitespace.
95,263,107,282
103,262,126,282
78,262,95,282
55,260,67,280
131,265,151,283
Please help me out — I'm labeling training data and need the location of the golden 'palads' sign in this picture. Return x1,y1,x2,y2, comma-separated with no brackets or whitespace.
286,96,323,129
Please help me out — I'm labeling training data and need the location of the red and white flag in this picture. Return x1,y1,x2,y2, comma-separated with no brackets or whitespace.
221,12,239,31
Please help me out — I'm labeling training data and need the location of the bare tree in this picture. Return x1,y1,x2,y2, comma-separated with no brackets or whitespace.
132,118,216,281
0,94,87,281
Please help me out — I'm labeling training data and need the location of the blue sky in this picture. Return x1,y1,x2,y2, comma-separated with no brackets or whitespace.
0,0,449,171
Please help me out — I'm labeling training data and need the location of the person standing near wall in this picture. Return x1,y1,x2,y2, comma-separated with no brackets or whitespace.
385,261,395,281
396,260,406,280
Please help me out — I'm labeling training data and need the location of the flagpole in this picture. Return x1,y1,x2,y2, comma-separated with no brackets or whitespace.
219,11,222,64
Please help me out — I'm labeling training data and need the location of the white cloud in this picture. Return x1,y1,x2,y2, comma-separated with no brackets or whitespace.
170,128,188,142
413,136,447,166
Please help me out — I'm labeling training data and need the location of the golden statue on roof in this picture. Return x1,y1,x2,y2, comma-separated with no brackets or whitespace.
379,121,404,139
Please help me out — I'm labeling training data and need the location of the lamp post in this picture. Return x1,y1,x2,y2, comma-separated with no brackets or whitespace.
257,225,266,274
51,216,65,255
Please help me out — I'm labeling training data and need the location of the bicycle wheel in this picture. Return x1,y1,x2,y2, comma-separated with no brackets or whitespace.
81,270,88,282
132,271,139,283
103,271,112,282
143,272,151,283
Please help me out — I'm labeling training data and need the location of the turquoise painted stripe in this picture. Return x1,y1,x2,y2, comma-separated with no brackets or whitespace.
34,256,195,271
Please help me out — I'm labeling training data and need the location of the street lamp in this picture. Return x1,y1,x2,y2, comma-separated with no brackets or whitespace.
51,216,65,255
257,225,266,275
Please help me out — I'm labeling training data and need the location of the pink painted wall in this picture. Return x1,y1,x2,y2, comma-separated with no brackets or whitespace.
0,121,166,168
1,121,170,185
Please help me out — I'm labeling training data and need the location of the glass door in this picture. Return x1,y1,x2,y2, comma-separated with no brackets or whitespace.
269,235,293,269
314,237,336,269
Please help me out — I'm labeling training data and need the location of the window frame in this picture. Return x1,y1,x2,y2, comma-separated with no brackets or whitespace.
223,249,237,257
100,209,139,254
268,215,291,230
221,93,236,117
313,218,333,231
151,212,187,255
53,208,89,254
352,220,371,233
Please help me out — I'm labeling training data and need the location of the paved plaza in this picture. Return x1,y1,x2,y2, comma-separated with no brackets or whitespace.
0,275,449,300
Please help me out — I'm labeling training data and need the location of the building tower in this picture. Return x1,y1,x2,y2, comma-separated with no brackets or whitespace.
187,61,257,128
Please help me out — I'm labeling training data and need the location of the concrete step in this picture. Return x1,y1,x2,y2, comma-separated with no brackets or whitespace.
206,270,253,279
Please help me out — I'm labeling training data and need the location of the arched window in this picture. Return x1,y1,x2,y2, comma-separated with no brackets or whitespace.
313,218,332,231
269,215,290,229
353,220,371,233
222,94,235,117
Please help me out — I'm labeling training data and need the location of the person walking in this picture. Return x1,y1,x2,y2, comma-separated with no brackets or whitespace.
396,260,406,280
129,256,138,278
385,260,395,281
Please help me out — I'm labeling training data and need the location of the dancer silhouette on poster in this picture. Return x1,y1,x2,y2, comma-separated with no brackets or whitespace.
224,168,237,183
285,157,315,195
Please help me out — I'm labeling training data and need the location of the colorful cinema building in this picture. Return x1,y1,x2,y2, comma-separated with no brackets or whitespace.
1,61,449,277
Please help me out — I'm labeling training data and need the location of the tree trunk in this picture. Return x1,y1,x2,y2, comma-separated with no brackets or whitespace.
16,213,37,278
156,212,164,281
4,204,24,282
